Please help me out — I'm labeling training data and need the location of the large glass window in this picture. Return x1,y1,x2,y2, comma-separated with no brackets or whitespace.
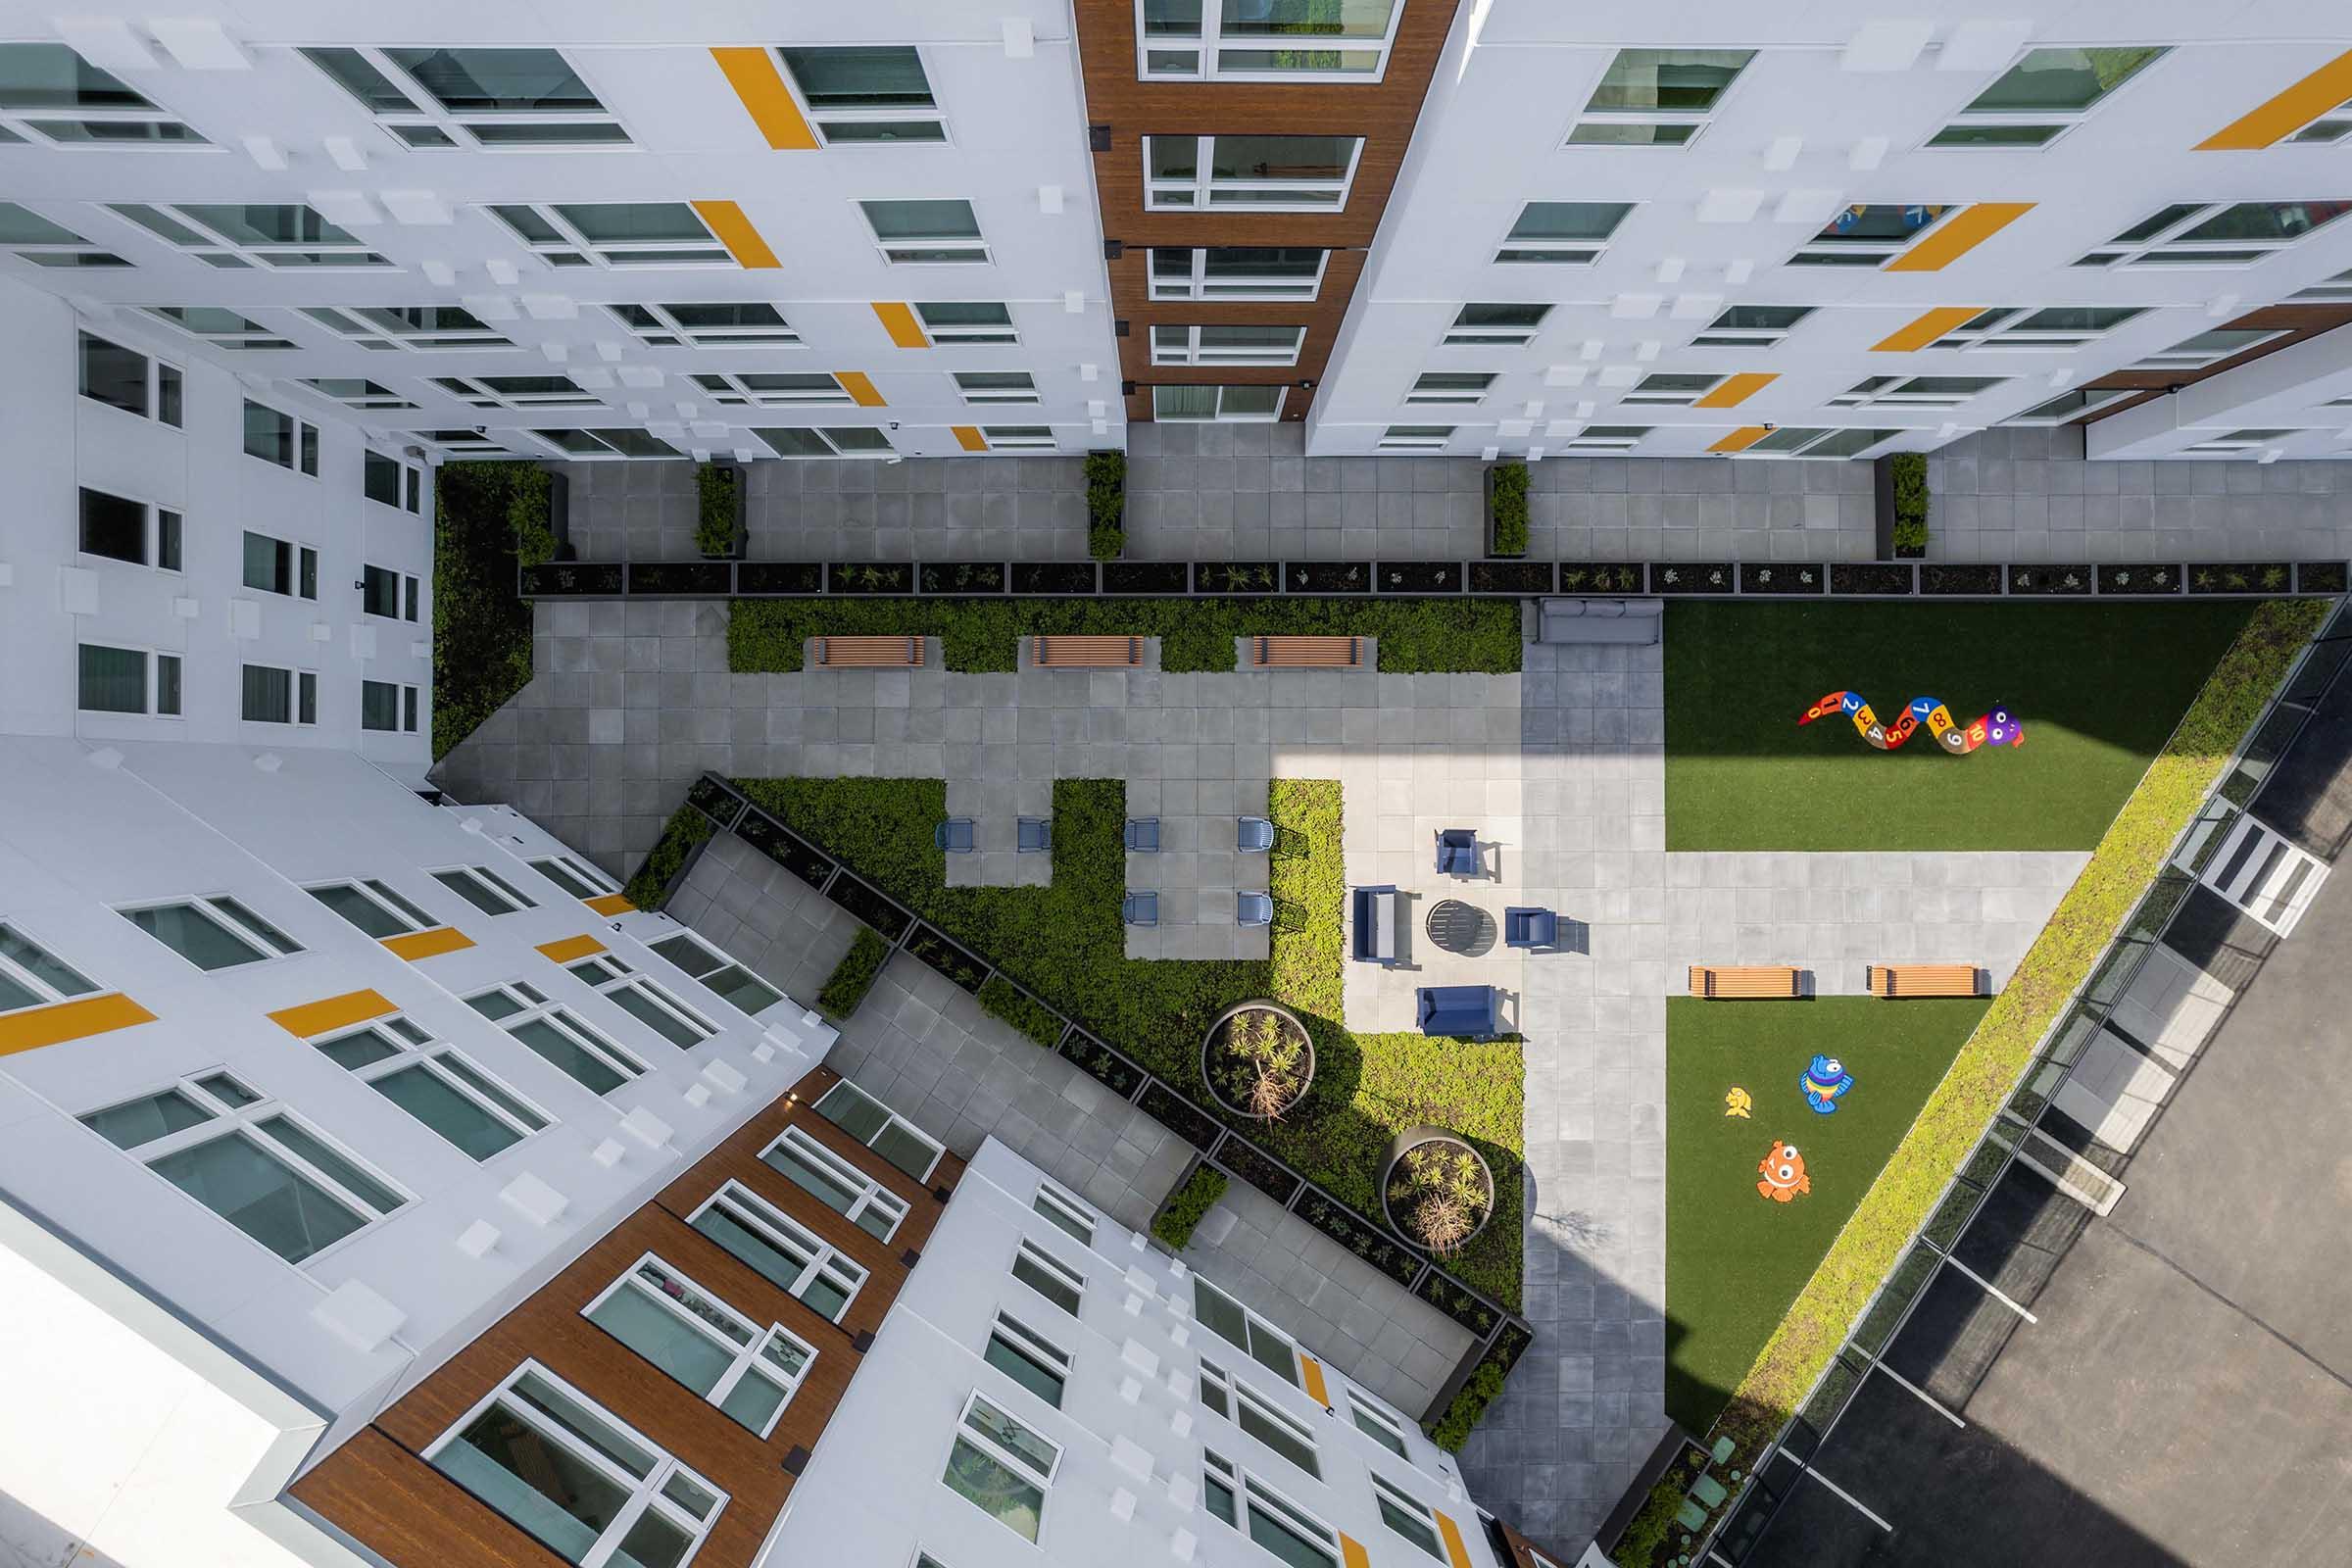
1369,1471,1446,1560
307,879,437,939
1379,425,1454,451
311,305,513,352
78,487,163,567
1404,372,1493,407
531,854,615,901
1931,47,2165,146
753,427,897,460
777,47,944,142
78,332,180,424
1494,201,1632,264
815,1078,944,1179
487,202,730,268
760,1125,909,1240
316,1015,549,1161
688,1180,866,1322
1145,135,1360,211
114,203,387,268
859,199,988,264
0,923,99,1015
647,931,784,1018
1011,1240,1084,1315
1444,303,1550,347
1199,1360,1320,1476
1150,247,1328,301
240,664,318,726
1139,0,1402,80
1152,384,1284,421
1346,1389,1412,1459
954,371,1043,405
77,645,177,716
1692,305,1813,347
560,949,715,1050
529,428,682,460
1195,1277,1298,1385
584,1255,814,1436
467,982,649,1096
984,1312,1071,1407
913,301,1016,343
0,201,128,267
942,1393,1058,1543
2077,202,2352,269
1569,48,1753,146
120,897,300,970
2002,387,2136,425
1031,1180,1098,1245
1928,306,2143,350
1202,1449,1337,1568
243,532,318,599
243,401,318,473
0,42,203,144
608,302,799,347
305,46,625,147
433,865,539,915
1152,325,1304,367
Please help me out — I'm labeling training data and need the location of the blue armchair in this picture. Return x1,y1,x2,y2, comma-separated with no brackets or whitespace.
936,818,975,854
1122,891,1158,926
1237,891,1272,927
1417,985,1499,1041
1436,829,1480,878
1352,886,1400,964
1237,816,1274,853
1504,906,1557,950
1124,817,1160,853
1017,816,1051,854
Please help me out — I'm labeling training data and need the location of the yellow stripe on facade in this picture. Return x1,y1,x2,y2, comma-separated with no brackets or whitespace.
951,425,988,453
693,200,781,270
1298,1353,1331,1408
1435,1511,1475,1568
710,47,819,151
872,302,928,348
837,371,886,408
1886,203,2034,272
380,926,474,962
267,989,396,1040
584,893,636,917
1339,1534,1369,1568
1709,425,1771,454
1691,371,1776,409
1872,306,1984,353
2197,49,2352,150
0,993,157,1056
536,934,608,964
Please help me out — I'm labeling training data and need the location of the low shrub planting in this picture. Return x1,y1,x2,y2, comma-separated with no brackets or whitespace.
621,803,718,909
979,975,1064,1050
1085,450,1126,561
695,464,740,558
432,462,549,760
1889,451,1929,556
1429,1356,1505,1452
1486,462,1530,558
1151,1163,1230,1251
817,928,893,1020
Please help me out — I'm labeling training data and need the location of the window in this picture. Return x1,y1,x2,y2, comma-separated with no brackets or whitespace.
609,302,799,347
760,1125,908,1239
466,981,649,1095
777,47,945,143
2127,327,2286,371
689,1180,866,1321
1930,306,2144,350
81,1073,403,1262
534,854,616,901
562,950,715,1050
78,332,180,424
77,645,180,716
1,202,129,267
1368,1471,1445,1561
1011,1238,1083,1314
1736,426,1899,459
1790,204,1956,268
425,1364,724,1568
0,923,99,1016
307,879,438,939
1345,1389,1411,1459
1569,48,1753,146
364,565,421,621
1929,47,2165,147
1445,303,1549,347
112,203,390,268
79,489,180,571
860,199,989,265
2002,387,2135,425
584,1255,815,1436
1145,135,1361,212
1138,0,1403,81
0,43,204,145
687,371,857,408
1692,305,1812,347
315,1014,549,1161
1199,1360,1320,1476
306,304,514,351
943,1393,1058,1543
1030,1180,1097,1244
979,425,1056,451
1623,372,1736,407
243,401,319,475
954,371,1042,405
1152,325,1304,367
433,865,538,915
362,680,421,734
2292,268,2352,302
985,1311,1071,1407
1152,385,1284,421
140,306,294,351
2077,202,2352,269
815,1079,944,1180
530,428,681,460
1404,372,1491,407
753,426,897,460
487,202,731,268
1194,1277,1298,1385
435,374,602,410
2182,427,2297,455
1202,1449,1337,1568
1830,375,2006,409
1150,248,1328,301
241,665,318,726
303,46,626,147
416,429,519,457
914,301,1017,344
243,532,318,599
1379,425,1454,451
302,377,415,412
1563,425,1650,452
1495,201,1632,264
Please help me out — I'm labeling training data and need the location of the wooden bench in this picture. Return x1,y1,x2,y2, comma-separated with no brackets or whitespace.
1688,964,1802,1000
1868,963,1981,999
1032,635,1143,668
1251,634,1363,668
813,635,923,667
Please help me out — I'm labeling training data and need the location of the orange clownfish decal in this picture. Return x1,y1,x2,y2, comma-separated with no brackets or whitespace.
1757,1140,1811,1203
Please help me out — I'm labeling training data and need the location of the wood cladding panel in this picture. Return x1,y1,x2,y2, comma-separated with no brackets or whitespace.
291,1429,572,1568
2082,307,2352,423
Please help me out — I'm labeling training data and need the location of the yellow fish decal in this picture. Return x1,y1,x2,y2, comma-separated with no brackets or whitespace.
1724,1087,1753,1119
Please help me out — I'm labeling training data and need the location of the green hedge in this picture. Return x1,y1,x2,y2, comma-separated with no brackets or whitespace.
432,462,548,760
1085,450,1126,562
1430,1357,1506,1451
979,975,1064,1050
1889,452,1929,554
1486,463,1530,558
696,465,739,558
728,598,1522,676
1151,1164,1229,1250
818,928,893,1020
621,803,717,910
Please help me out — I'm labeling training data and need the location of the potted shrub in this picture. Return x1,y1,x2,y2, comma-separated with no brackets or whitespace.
1380,1128,1494,1254
1085,450,1127,561
1200,1000,1313,1120
1484,461,1530,559
1875,452,1929,559
1150,1161,1230,1251
695,461,747,560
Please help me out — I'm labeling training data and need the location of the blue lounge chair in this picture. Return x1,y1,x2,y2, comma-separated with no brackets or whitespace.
1237,892,1272,927
1352,886,1399,964
1504,906,1557,950
1122,892,1158,926
936,818,975,854
1416,985,1499,1041
1436,828,1480,878
1237,815,1274,852
1017,817,1051,853
1124,817,1160,853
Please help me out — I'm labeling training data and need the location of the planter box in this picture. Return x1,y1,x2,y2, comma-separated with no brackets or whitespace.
1287,560,1372,594
2007,564,2092,596
1555,563,1645,596
1466,561,1553,595
2095,564,2180,596
1195,562,1281,595
519,562,624,597
827,562,914,595
1922,564,2004,596
1830,563,1915,596
627,561,733,596
686,775,745,824
906,925,989,993
1009,562,1097,595
2187,562,2292,595
1103,562,1191,595
1484,465,1528,559
1648,562,1736,595
733,812,833,890
1294,1188,1423,1288
1412,1267,1503,1339
824,875,911,941
1058,1029,1147,1099
2298,561,2349,595
735,561,824,595
1740,563,1825,595
1137,1080,1223,1152
698,463,748,560
546,468,575,563
920,562,1007,596
1377,560,1461,594
1213,1140,1301,1206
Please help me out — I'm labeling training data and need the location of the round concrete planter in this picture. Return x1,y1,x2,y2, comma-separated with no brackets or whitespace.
1200,1000,1313,1121
1380,1126,1495,1254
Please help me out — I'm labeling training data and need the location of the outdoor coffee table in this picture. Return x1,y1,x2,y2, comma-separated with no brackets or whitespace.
1425,899,1496,957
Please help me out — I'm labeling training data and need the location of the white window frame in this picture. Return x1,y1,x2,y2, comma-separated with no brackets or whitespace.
1379,425,1454,451
432,864,540,915
2076,201,2352,270
305,878,439,939
1201,1449,1339,1568
314,1013,551,1158
424,1360,725,1568
1691,305,1811,348
526,428,683,461
1198,1359,1321,1477
753,426,898,461
416,429,520,457
2291,267,2352,301
1344,1388,1413,1460
582,1253,816,1437
0,201,127,268
1368,1469,1446,1561
2002,387,2136,425
953,371,1043,405
0,921,101,1015
977,425,1057,451
760,1124,909,1241
301,377,415,413
644,929,785,1020
1493,200,1632,265
1194,1277,1299,1386
688,1179,867,1322
606,301,800,348
1149,248,1328,302
1930,306,2146,351
1152,324,1305,367
1144,134,1361,213
486,202,732,269
364,452,426,514
361,679,421,736
299,44,629,150
942,1391,1061,1542
109,202,390,269
773,46,949,146
2126,327,2290,371
1032,1179,1097,1245
912,301,1019,344
307,305,515,351
561,949,717,1050
1134,0,1404,83
531,854,614,900
858,199,991,266
242,399,319,476
2182,427,2302,455
363,564,422,622
1732,426,1901,461
1562,425,1651,452
1152,385,1287,422
77,330,182,424
466,980,651,1094
432,373,602,410
1622,372,1736,408
689,370,857,408
241,662,318,729
816,1078,945,1181
139,306,295,350
1011,1238,1085,1315
984,1309,1073,1408
1444,304,1550,347
1925,46,2168,151
241,529,317,600
77,644,182,718
1403,372,1492,407
1789,203,1962,269
0,43,204,146
79,486,182,574
1830,375,2007,410
1566,47,1755,150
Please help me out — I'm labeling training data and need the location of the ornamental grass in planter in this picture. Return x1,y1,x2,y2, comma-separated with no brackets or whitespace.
1383,1132,1494,1254
1201,1001,1313,1121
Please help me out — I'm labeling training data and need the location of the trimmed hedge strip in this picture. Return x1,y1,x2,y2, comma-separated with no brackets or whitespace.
621,802,717,909
979,975,1064,1050
817,928,893,1021
432,462,548,760
1151,1164,1230,1251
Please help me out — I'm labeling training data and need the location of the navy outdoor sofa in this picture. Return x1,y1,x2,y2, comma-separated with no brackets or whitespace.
1416,985,1499,1040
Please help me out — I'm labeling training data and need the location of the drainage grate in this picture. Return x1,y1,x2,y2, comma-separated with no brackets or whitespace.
2199,814,2328,936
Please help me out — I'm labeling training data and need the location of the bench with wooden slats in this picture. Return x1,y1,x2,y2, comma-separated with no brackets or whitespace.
1868,963,1981,999
813,635,924,667
1032,635,1143,667
1251,634,1362,668
1688,964,1802,1000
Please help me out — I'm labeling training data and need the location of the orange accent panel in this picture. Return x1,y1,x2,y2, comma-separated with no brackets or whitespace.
1872,307,1984,353
872,303,927,348
1691,371,1777,409
381,927,474,962
1339,1534,1369,1568
1709,426,1771,454
836,371,886,408
1885,203,2034,272
584,893,636,917
710,47,818,150
536,934,609,964
692,200,780,270
1299,1354,1331,1407
267,989,397,1040
0,993,157,1055
1435,1511,1474,1568
2198,49,2352,150
951,425,988,453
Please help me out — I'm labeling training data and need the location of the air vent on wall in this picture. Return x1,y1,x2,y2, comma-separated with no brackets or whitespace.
1089,124,1111,153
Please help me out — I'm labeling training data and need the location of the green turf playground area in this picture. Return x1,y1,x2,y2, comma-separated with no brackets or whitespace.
1664,601,2255,852
1663,995,1990,1432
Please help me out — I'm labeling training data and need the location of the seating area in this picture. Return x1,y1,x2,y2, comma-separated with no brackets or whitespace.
1250,634,1364,668
1436,828,1483,879
1868,963,1983,999
1537,597,1662,646
1352,885,1399,965
1417,985,1500,1041
813,634,925,666
1504,907,1557,951
1687,964,1802,999
1031,634,1144,667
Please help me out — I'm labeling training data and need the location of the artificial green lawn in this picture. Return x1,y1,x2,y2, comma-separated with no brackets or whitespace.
1664,602,2255,852
1663,995,1988,1432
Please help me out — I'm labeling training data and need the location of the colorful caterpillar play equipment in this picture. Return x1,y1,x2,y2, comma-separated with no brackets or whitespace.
1798,692,2025,753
